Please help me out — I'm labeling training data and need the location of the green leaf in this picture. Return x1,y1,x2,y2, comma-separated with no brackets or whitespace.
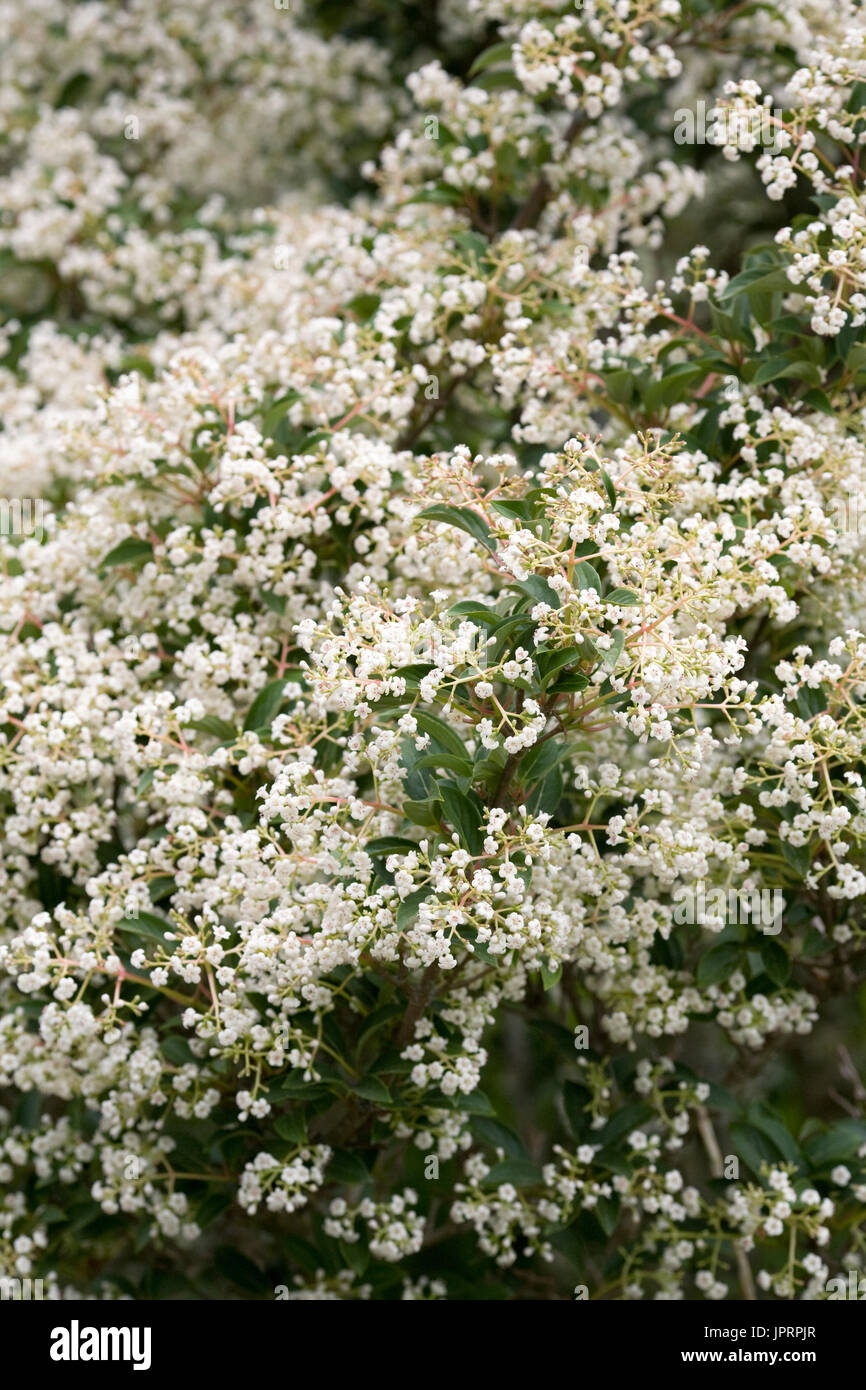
473,69,521,92
261,390,302,439
597,1103,653,1147
413,710,470,759
746,1103,801,1166
562,1081,592,1137
728,1121,784,1177
802,387,834,414
161,1035,196,1066
99,538,154,569
188,715,237,742
481,1160,542,1190
696,942,741,988
528,764,563,815
471,1117,527,1160
530,1018,581,1059
549,670,591,692
402,798,443,827
396,887,432,930
414,751,474,778
707,1082,738,1112
605,587,640,606
603,369,637,405
350,1075,392,1106
194,1184,232,1228
781,839,811,877
243,678,286,732
214,1247,263,1294
365,836,420,858
540,961,561,990
592,1193,621,1237
602,629,626,671
718,264,790,303
796,685,826,719
14,1091,41,1130
800,927,832,959
846,80,866,113
454,1090,496,1116
600,469,616,508
57,71,92,107
463,930,499,966
439,783,484,855
574,562,602,595
489,498,536,524
517,737,570,787
340,1238,370,1278
468,40,513,76
536,645,584,686
261,589,287,616
407,185,465,207
148,876,175,903
804,1120,866,1169
752,356,821,387
327,1150,370,1184
115,910,171,944
278,1235,321,1272
452,230,490,263
274,1113,307,1144
549,1226,586,1269
347,292,381,321
390,662,435,690
486,613,537,662
418,504,495,553
448,600,500,626
759,938,791,986
356,1004,403,1053
512,575,560,608
644,363,705,412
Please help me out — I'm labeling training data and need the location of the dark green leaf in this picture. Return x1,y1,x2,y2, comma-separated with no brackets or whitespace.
440,783,484,855
214,1247,263,1294
365,836,420,858
696,942,741,988
243,678,286,732
419,504,495,553
274,1113,307,1144
781,839,811,877
414,751,474,778
481,1160,542,1190
396,888,432,930
759,938,791,986
402,798,443,827
413,710,469,758
350,1076,392,1106
575,562,602,595
188,715,237,742
471,1117,527,1159
468,40,513,76
99,538,154,569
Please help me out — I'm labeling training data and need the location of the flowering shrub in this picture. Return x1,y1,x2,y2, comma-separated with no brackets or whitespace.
1,0,866,1301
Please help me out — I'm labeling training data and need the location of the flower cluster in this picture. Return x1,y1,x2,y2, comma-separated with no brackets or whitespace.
1,0,866,1302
